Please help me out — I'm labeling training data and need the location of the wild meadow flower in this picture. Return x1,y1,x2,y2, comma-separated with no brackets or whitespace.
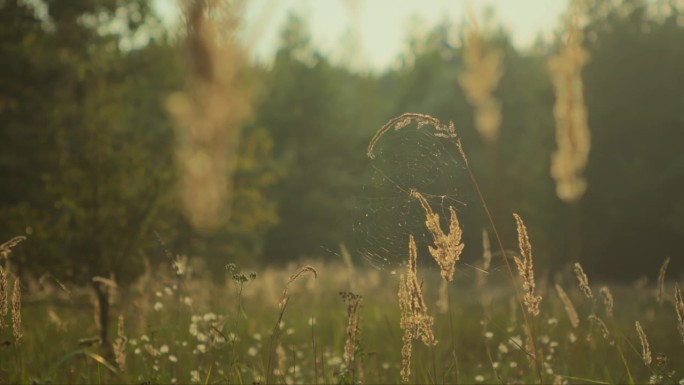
190,369,201,383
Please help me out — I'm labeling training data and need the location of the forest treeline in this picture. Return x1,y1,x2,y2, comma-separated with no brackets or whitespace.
1,0,683,289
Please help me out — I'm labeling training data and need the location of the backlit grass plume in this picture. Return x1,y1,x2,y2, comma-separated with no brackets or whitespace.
574,262,593,299
513,213,542,316
548,4,591,203
410,189,464,282
675,284,684,342
340,291,363,372
0,267,6,329
635,321,652,366
458,11,503,142
556,284,579,328
600,286,614,318
398,234,436,382
0,236,26,260
657,257,670,305
12,278,22,343
167,0,251,230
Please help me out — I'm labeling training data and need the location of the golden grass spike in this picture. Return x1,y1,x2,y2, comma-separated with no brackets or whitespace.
458,15,503,142
12,278,21,343
513,213,542,316
635,321,652,366
675,284,684,342
555,284,579,328
574,262,593,299
0,267,7,329
367,113,456,159
287,265,318,286
0,236,26,260
410,189,464,282
398,235,437,382
599,286,614,318
548,4,591,203
657,257,670,305
398,274,413,383
588,314,611,341
112,314,127,373
340,292,363,372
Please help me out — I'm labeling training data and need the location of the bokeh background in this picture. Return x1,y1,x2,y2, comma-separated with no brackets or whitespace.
1,0,683,291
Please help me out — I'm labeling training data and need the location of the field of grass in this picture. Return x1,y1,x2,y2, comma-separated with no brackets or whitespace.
1,251,683,384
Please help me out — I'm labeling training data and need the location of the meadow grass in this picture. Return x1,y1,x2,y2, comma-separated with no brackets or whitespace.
1,254,682,384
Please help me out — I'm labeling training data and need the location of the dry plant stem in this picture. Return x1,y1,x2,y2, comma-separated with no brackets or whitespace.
574,262,593,299
266,265,317,384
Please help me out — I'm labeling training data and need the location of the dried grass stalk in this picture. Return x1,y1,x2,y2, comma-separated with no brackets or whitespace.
458,15,503,142
398,235,436,382
398,277,413,383
599,286,614,318
340,292,363,371
574,262,593,299
367,113,457,159
278,265,318,310
410,189,464,282
0,236,26,260
167,0,251,230
476,228,492,289
513,213,542,316
0,267,7,329
12,278,22,343
112,314,127,372
287,265,318,285
635,321,652,366
588,314,610,341
675,284,684,342
548,9,591,203
657,257,670,305
555,284,579,328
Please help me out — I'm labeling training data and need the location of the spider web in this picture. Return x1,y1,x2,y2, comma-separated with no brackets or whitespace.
351,119,471,275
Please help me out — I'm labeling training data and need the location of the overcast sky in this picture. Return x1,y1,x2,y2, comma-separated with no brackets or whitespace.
156,0,570,71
